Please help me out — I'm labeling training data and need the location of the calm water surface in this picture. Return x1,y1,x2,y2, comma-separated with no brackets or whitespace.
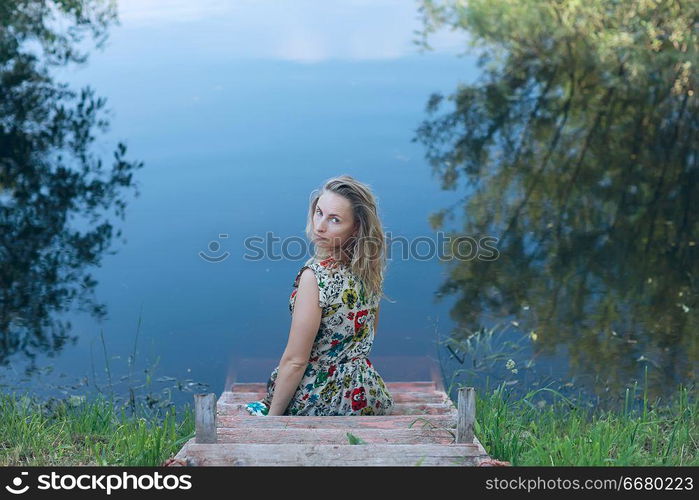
1,0,695,411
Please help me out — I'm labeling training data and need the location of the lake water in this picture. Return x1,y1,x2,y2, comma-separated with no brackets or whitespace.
1,0,695,411
0,1,477,407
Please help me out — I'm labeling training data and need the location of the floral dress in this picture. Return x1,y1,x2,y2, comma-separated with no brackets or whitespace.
244,256,394,416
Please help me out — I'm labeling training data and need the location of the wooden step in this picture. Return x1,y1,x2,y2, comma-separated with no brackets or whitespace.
216,414,457,429
229,381,438,393
216,401,456,417
168,384,489,467
385,381,439,391
181,442,486,466
220,390,449,404
215,427,456,444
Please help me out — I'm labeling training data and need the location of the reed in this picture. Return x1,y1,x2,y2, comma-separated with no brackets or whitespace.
0,390,194,466
0,310,198,466
446,378,697,466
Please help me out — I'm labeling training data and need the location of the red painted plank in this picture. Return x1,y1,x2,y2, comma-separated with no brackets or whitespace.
215,427,456,445
216,401,455,417
230,381,439,393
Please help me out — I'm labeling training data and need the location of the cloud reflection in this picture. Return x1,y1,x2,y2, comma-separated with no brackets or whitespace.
117,0,467,62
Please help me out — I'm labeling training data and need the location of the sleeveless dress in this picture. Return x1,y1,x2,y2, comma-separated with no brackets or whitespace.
244,256,394,416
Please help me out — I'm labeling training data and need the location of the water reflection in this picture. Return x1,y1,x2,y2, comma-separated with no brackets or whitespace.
413,0,698,406
0,1,143,368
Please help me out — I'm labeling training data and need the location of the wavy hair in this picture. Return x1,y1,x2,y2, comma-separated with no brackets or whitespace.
304,175,391,304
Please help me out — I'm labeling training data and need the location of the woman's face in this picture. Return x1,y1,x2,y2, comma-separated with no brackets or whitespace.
312,192,357,254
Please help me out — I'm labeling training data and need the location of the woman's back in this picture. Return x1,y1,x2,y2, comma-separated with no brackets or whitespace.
290,256,378,363
245,256,394,416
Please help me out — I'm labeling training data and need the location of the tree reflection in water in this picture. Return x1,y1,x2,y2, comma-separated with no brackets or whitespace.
0,1,143,369
413,0,697,406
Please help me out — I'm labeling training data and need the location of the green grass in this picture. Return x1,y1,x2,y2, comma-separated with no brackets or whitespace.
0,311,201,466
467,382,698,466
0,391,195,466
2,379,695,466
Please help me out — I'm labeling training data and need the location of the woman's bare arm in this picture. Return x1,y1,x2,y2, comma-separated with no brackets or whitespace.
267,268,322,415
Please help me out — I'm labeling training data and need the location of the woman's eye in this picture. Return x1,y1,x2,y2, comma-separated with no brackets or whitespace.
315,209,338,223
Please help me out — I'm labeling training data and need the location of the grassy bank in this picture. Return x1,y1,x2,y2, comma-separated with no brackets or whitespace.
2,383,695,466
0,391,194,466
469,382,698,466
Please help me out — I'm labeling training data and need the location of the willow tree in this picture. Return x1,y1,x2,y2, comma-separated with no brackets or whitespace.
413,0,697,400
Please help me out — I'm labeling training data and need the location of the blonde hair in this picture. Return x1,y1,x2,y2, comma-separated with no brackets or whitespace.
305,175,392,304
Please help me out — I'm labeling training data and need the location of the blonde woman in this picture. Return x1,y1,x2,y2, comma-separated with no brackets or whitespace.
245,175,394,416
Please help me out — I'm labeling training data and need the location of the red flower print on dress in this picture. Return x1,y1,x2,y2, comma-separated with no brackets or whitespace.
319,257,339,268
328,365,337,376
354,310,368,334
366,358,372,367
350,387,367,411
347,312,355,320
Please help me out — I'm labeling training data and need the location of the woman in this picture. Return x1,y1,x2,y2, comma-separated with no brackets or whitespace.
245,175,394,416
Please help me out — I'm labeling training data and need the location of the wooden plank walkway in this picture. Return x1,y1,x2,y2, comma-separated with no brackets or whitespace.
166,378,495,466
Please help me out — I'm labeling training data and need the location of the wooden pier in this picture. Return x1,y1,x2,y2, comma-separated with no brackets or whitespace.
167,374,495,466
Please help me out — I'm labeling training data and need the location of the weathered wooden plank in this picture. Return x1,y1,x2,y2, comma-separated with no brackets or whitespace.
472,436,489,457
229,383,266,392
216,405,250,417
194,393,217,443
229,381,438,393
172,440,191,463
456,387,476,444
225,391,265,399
183,443,486,466
389,381,438,391
216,401,456,417
389,402,456,415
215,427,456,444
216,414,457,429
172,436,490,465
220,390,449,405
